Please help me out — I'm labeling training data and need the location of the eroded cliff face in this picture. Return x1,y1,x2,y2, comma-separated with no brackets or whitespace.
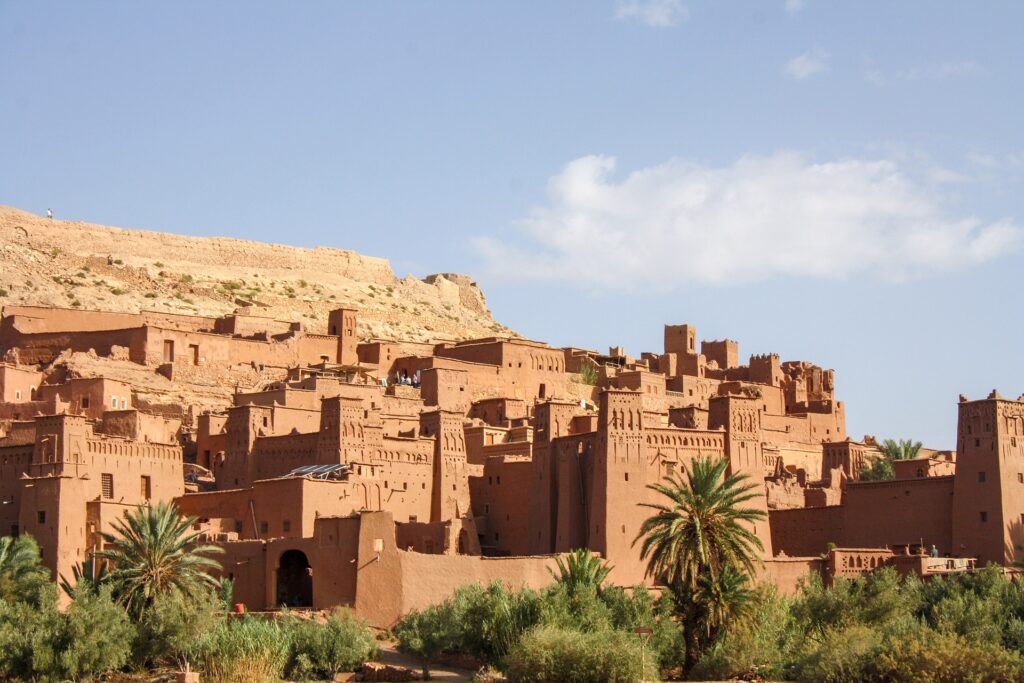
0,206,513,343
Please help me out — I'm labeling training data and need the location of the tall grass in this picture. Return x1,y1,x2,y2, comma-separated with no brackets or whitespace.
195,617,289,683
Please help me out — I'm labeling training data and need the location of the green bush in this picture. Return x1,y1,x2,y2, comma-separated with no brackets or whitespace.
689,586,796,681
195,616,290,683
0,535,50,606
283,609,378,680
602,585,684,670
506,625,652,683
788,624,881,683
395,601,461,680
0,584,134,682
133,589,221,668
871,628,1024,682
454,582,544,667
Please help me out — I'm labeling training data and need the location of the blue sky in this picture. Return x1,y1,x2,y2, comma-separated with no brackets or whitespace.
2,1,1021,448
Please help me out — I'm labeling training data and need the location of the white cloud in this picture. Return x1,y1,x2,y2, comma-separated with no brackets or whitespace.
473,152,1021,290
784,0,805,15
615,0,688,28
784,49,829,80
867,60,981,86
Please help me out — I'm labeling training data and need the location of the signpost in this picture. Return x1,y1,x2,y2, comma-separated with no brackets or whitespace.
635,627,653,682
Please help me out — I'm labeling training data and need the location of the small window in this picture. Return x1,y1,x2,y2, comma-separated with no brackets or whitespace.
976,439,981,447
111,396,118,408
979,471,987,483
497,476,501,485
485,504,490,514
234,520,243,533
1018,473,1023,484
14,390,21,400
259,521,268,535
140,475,151,500
101,473,114,499
81,397,90,409
624,472,629,482
283,520,291,533
37,511,46,524
980,511,988,523
9,524,18,537
409,515,417,523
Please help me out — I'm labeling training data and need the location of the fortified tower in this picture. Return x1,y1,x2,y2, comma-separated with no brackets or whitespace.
422,409,471,522
709,394,773,557
328,308,359,365
222,404,273,488
529,399,578,554
317,396,367,465
952,392,1024,564
591,389,649,581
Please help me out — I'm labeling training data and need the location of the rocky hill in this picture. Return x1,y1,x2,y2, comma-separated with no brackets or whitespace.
0,206,513,343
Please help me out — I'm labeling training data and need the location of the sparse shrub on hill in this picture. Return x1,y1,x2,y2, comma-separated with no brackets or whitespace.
577,361,599,385
283,608,378,680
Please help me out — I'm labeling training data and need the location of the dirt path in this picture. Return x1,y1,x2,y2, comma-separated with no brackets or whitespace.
374,643,480,681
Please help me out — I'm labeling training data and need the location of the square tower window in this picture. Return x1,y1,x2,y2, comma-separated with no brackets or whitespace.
101,473,114,499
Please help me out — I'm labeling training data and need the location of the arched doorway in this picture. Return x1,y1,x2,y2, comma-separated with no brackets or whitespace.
276,550,312,608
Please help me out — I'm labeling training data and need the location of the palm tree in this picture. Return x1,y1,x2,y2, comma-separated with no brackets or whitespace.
634,455,766,669
96,501,223,620
548,548,612,595
695,563,757,642
59,554,111,599
880,438,923,461
0,534,50,604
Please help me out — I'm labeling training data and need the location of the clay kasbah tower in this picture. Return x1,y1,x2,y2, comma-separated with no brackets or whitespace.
1,211,1019,628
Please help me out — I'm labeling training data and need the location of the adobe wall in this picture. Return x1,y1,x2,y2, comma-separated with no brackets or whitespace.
770,505,844,557
842,477,954,553
701,339,739,370
471,456,535,555
0,444,33,535
99,409,180,444
297,335,342,365
894,457,956,479
1,326,146,365
771,476,956,557
214,314,295,338
759,556,823,596
1,305,144,333
0,364,44,402
0,396,61,421
351,510,561,627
